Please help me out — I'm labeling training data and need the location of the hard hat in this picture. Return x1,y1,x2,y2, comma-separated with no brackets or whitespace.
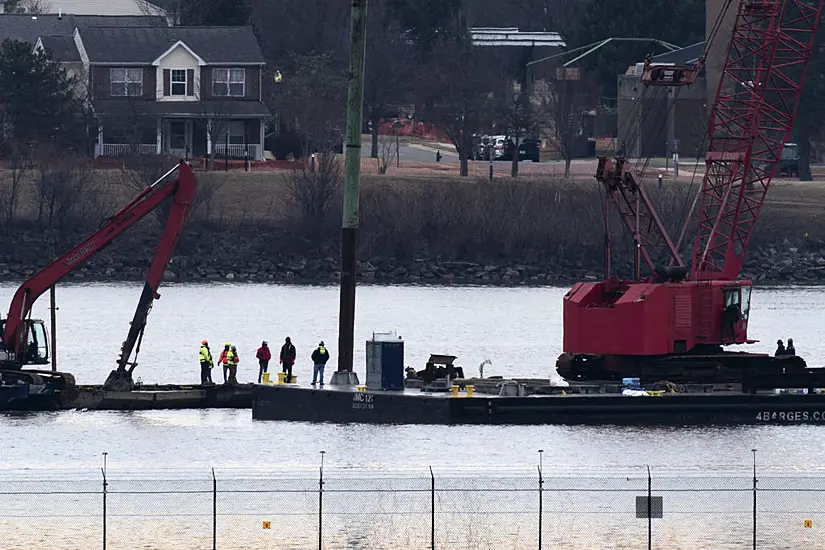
225,342,231,347
201,340,208,345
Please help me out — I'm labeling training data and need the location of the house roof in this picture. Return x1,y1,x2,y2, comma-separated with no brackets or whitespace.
0,14,167,44
79,26,265,64
36,35,81,62
94,99,271,118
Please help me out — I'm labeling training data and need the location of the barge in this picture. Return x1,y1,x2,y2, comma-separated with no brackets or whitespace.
0,383,253,411
251,382,825,426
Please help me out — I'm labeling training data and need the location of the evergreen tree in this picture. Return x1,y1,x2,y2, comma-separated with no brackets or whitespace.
0,39,84,150
180,0,251,26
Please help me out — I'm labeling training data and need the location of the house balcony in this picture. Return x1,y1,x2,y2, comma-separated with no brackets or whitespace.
214,143,260,160
97,143,158,157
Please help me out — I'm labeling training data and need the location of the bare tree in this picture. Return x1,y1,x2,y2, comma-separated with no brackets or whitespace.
375,134,399,175
283,152,342,226
5,0,50,14
4,139,32,226
500,85,540,177
419,40,506,176
536,69,596,178
33,149,94,231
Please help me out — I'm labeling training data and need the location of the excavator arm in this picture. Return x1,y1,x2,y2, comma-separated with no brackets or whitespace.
1,161,196,388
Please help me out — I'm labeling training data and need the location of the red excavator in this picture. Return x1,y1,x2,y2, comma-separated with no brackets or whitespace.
0,160,196,391
557,0,825,390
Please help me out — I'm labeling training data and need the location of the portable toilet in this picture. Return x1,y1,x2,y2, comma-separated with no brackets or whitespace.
366,332,404,390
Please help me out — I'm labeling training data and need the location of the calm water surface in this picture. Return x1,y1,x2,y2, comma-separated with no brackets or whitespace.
0,282,824,475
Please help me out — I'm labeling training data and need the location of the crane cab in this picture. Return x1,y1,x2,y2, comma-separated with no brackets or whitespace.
0,318,49,368
640,55,704,87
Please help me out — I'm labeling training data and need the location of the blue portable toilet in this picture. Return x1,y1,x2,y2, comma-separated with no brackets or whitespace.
366,332,404,390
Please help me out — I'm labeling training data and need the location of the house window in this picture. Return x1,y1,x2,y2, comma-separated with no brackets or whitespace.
110,68,143,97
220,121,246,145
213,68,245,97
171,69,187,96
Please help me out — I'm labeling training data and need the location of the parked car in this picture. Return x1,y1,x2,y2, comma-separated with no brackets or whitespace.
778,142,798,177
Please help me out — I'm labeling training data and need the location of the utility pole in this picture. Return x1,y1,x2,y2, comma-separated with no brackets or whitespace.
334,0,368,384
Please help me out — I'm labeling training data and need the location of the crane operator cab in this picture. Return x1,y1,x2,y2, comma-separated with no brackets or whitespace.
0,318,50,368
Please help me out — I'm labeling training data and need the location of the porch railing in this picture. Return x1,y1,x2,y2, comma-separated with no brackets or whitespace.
98,144,157,157
215,143,259,159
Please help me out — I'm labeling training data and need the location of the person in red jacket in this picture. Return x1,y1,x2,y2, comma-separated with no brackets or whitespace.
256,341,271,383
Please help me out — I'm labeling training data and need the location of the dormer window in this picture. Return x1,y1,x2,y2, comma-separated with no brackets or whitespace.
110,68,143,97
213,68,245,97
171,69,187,96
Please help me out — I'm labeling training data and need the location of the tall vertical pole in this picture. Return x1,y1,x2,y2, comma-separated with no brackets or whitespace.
319,451,325,550
102,452,108,550
538,450,544,550
337,0,368,376
647,465,652,550
49,285,57,372
212,468,217,550
752,449,757,550
429,466,435,550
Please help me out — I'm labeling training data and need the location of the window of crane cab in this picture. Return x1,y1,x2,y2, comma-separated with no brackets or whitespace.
740,286,752,321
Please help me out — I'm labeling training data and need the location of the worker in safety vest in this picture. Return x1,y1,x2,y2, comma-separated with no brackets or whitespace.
311,341,330,387
218,343,232,383
199,340,214,385
226,345,239,385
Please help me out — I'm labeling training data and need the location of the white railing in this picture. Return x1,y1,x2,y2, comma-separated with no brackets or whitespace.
215,143,259,159
99,144,157,157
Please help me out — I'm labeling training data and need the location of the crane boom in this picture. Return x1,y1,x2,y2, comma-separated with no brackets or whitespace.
2,161,196,387
692,0,824,279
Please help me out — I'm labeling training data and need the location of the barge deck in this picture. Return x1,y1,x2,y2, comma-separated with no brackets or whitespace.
0,383,253,411
252,383,825,425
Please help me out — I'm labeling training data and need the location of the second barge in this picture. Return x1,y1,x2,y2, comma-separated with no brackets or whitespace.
251,382,825,425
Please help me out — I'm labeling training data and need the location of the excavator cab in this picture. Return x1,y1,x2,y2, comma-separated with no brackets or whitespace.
0,318,49,368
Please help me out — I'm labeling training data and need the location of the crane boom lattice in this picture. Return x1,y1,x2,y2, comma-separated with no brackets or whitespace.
692,0,824,280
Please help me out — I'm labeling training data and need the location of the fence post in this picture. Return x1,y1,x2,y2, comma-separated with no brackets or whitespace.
647,465,652,550
752,449,758,550
429,466,435,550
319,451,325,550
538,449,544,550
212,468,217,550
101,452,107,550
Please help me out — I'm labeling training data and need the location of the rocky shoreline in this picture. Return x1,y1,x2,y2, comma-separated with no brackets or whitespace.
0,230,822,287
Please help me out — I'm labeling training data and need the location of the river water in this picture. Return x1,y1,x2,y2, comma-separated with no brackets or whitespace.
1,282,825,475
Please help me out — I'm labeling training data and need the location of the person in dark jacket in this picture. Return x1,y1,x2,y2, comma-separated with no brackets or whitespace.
786,338,796,356
280,337,296,383
775,339,786,356
311,341,330,386
256,341,271,383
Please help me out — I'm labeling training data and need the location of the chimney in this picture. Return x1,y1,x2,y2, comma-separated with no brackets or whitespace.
58,8,62,19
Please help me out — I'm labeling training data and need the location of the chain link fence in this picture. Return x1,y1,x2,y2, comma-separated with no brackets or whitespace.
2,468,825,549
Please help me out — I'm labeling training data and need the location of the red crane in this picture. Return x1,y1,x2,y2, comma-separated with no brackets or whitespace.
557,0,825,388
0,161,196,390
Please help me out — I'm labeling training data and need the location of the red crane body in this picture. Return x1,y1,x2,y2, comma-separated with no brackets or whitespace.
559,0,824,382
1,161,196,388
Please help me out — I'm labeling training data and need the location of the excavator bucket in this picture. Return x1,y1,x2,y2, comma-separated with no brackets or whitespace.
104,368,134,392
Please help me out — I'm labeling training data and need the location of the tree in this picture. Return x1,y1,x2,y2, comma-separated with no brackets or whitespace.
418,40,504,176
4,0,49,13
364,0,414,158
283,152,342,228
795,25,825,181
387,0,465,51
499,85,540,177
536,70,597,177
178,0,251,26
0,39,86,148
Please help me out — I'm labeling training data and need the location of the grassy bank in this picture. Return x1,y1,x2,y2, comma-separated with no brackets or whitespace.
0,167,823,284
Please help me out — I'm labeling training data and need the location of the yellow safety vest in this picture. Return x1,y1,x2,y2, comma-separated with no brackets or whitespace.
319,346,327,355
228,350,238,366
199,345,212,365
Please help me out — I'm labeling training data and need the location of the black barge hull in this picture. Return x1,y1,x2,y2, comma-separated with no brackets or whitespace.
252,384,825,425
